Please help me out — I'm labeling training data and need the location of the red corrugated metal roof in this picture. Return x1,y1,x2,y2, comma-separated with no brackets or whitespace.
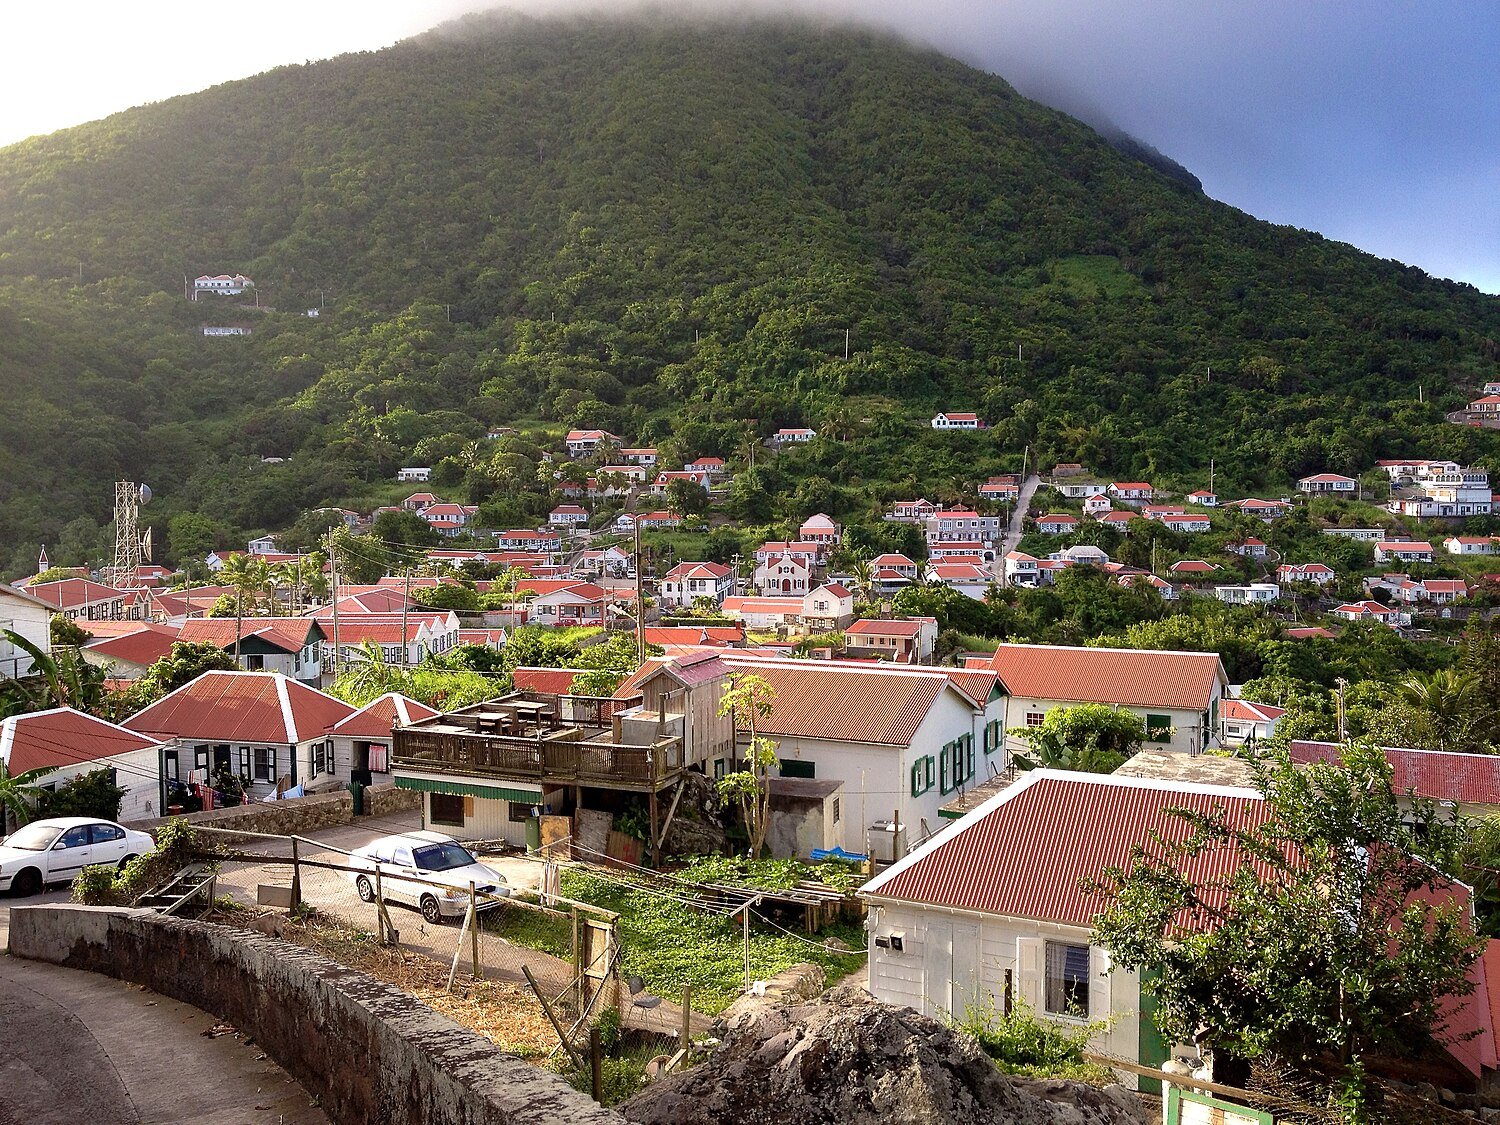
511,667,586,695
865,771,1267,926
123,671,354,744
1288,740,1500,807
178,617,323,652
988,643,1224,711
83,623,181,668
1,707,162,773
845,619,925,638
330,693,439,739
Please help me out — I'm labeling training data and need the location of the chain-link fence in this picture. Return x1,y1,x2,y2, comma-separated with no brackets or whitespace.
196,825,622,1034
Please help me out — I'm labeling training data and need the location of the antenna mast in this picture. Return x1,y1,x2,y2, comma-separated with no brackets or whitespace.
107,481,149,589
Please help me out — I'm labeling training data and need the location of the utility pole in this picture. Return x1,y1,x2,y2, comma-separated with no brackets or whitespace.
1335,677,1349,742
634,517,645,665
401,571,411,669
328,530,342,678
730,553,743,597
844,328,850,361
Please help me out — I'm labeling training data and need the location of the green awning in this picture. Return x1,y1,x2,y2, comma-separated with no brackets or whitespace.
394,776,543,804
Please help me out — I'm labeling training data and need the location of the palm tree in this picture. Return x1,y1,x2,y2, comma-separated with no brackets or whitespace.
331,642,411,707
1400,668,1484,752
0,760,55,831
218,554,271,659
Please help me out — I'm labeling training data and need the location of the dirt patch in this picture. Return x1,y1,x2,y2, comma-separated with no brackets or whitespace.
226,909,561,1060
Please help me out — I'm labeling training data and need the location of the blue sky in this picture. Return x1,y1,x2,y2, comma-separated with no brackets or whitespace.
4,1,1497,293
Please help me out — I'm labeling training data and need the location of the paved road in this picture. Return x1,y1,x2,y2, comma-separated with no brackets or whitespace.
996,473,1043,580
0,956,327,1124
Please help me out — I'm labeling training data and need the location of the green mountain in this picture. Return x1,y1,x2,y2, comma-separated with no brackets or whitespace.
0,12,1496,573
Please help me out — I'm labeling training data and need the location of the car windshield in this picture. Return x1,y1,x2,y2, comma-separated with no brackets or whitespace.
412,842,477,872
5,823,62,851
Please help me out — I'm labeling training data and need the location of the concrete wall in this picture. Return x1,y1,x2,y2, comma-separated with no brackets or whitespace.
8,904,621,1125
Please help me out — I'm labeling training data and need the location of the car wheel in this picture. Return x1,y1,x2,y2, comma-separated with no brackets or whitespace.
355,875,375,903
420,895,444,924
118,854,139,872
12,868,42,897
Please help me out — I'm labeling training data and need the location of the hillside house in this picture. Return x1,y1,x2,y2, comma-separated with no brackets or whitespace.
1035,514,1078,534
979,476,1020,503
659,562,735,609
753,541,822,569
1332,601,1407,625
772,428,816,444
598,463,649,483
684,456,727,478
573,547,631,579
861,771,1268,1086
1097,511,1140,530
889,498,939,523
1322,527,1385,541
924,562,993,599
548,505,590,527
1004,551,1042,587
1446,536,1497,555
1160,514,1213,533
177,617,325,682
1186,490,1218,507
1388,467,1492,518
1167,560,1218,578
1226,538,1269,558
1052,464,1086,477
652,470,711,494
1464,395,1500,423
124,671,355,802
494,529,562,552
1107,482,1154,503
396,655,731,850
843,617,939,664
986,643,1228,757
619,447,657,466
802,583,855,630
0,583,52,679
80,622,181,679
716,654,1005,853
635,511,682,531
1141,504,1185,521
564,430,622,458
397,467,432,483
755,551,813,595
1214,583,1281,606
514,581,616,627
1374,540,1435,564
930,412,982,430
0,707,166,821
1083,494,1113,517
871,553,920,594
193,273,253,296
1219,699,1285,747
1226,498,1291,520
1054,480,1109,499
799,513,841,546
1119,573,1176,600
326,693,439,788
26,578,128,622
719,596,805,629
926,509,1001,550
1277,562,1337,585
927,541,989,562
420,503,476,538
321,612,462,666
1298,473,1358,494
401,492,440,512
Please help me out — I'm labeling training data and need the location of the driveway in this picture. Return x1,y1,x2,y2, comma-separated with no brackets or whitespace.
995,473,1043,579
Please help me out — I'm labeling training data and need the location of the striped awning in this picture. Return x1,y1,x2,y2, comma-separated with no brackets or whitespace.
393,775,542,804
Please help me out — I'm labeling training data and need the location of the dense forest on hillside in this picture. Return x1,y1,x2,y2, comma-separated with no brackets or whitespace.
0,12,1497,573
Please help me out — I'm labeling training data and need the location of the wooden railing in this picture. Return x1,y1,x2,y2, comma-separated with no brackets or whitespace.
392,729,684,787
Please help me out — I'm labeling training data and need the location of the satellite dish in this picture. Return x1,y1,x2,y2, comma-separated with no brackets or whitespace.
140,526,153,562
138,484,152,504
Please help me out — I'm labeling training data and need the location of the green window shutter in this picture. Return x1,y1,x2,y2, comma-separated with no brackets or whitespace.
925,756,935,790
940,748,950,793
965,734,975,780
911,762,924,797
1146,714,1173,743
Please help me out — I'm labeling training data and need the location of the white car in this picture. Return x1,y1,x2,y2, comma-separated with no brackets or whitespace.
347,831,509,924
0,817,156,896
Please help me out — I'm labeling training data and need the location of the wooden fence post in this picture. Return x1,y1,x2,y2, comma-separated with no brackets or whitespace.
290,836,302,906
469,881,481,979
590,1026,603,1103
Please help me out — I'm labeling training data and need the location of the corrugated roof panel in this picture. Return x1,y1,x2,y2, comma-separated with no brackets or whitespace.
988,644,1224,711
124,671,353,745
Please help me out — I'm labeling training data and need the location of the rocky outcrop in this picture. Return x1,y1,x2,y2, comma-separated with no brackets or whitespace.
621,985,1143,1125
661,771,730,857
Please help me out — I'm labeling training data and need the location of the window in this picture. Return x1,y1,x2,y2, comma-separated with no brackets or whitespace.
508,801,534,824
430,793,465,827
910,757,932,797
984,719,1002,754
194,746,210,772
939,748,950,794
714,758,727,780
90,823,125,845
164,749,179,781
1026,712,1045,728
57,826,91,849
1146,714,1173,743
368,744,390,773
311,741,327,778
831,797,840,824
1044,941,1091,1017
253,748,273,783
780,759,815,779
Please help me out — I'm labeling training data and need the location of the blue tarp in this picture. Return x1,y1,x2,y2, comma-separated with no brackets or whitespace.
811,846,868,863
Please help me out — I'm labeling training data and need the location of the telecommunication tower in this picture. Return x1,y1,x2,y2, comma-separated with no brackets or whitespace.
106,481,152,588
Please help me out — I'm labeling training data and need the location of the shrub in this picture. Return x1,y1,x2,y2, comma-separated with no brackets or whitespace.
73,818,210,906
954,997,1112,1082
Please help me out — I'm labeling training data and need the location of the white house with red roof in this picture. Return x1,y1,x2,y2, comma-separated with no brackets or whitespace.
927,509,1002,552
564,430,622,457
619,447,657,465
1167,559,1219,578
80,622,181,679
871,553,919,594
1225,497,1291,520
1332,600,1407,625
684,456,727,478
177,617,325,682
1219,699,1285,747
329,693,439,786
1445,536,1497,555
1277,561,1337,585
987,643,1228,757
1374,540,1435,564
25,578,129,622
1,583,52,679
420,503,475,538
519,581,616,627
1097,510,1140,530
1082,494,1113,517
927,542,989,562
548,504,590,527
930,412,982,430
802,583,855,630
979,476,1019,503
861,771,1269,1082
660,562,734,609
193,273,253,296
573,546,632,579
719,596,805,629
1186,489,1217,507
652,470,711,494
1003,551,1043,588
1465,395,1500,422
634,511,682,530
889,498,939,522
494,528,562,553
1140,504,1184,522
844,617,939,664
319,612,460,666
1160,513,1213,533
798,513,841,545
401,492,441,512
0,707,166,821
1107,482,1154,503
755,551,813,595
123,671,356,801
771,428,816,444
1298,472,1357,493
1226,538,1269,559
923,562,993,599
1119,573,1176,600
1035,513,1078,534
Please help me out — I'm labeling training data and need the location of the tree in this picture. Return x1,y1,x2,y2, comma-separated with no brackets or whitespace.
371,509,441,548
35,768,127,821
1087,743,1482,1122
664,478,708,517
166,512,222,566
1007,703,1145,773
127,642,238,711
0,759,55,829
49,613,91,648
217,553,270,659
716,673,779,858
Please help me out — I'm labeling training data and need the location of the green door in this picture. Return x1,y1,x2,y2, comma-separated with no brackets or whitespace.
1136,967,1168,1095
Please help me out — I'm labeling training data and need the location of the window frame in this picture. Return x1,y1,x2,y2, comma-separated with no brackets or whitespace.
429,792,465,827
1043,940,1092,1019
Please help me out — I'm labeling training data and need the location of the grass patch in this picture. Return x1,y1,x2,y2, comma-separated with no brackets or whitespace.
481,897,573,959
1048,254,1141,300
559,869,865,1015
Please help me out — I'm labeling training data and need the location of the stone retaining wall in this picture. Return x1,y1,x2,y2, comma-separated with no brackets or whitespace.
8,904,621,1125
126,783,421,838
